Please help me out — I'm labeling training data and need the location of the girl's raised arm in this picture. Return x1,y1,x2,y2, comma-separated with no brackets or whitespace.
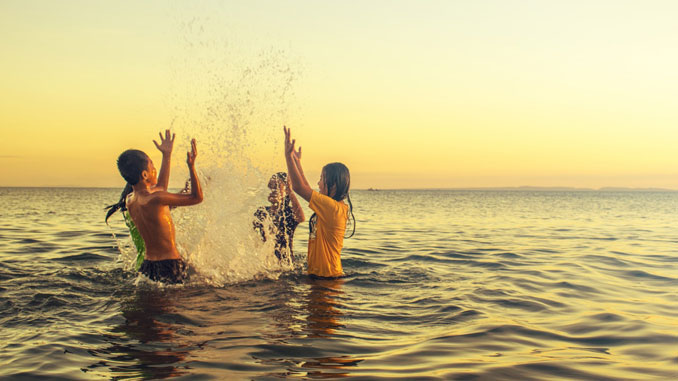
284,126,312,202
287,175,305,223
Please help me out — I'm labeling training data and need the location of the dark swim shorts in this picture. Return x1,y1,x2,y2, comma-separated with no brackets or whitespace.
139,259,188,284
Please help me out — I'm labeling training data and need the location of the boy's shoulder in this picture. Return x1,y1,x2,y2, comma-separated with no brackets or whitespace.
125,190,137,206
128,189,168,206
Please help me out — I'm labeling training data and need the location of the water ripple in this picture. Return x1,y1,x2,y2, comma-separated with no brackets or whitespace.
2,189,678,379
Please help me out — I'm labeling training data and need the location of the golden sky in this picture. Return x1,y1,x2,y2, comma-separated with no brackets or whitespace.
1,0,677,189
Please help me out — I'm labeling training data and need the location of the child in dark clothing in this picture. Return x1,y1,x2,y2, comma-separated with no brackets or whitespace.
254,172,305,263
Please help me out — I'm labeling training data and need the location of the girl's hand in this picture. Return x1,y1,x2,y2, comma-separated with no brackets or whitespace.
154,129,175,155
283,126,312,202
187,139,197,167
284,126,302,160
284,126,296,158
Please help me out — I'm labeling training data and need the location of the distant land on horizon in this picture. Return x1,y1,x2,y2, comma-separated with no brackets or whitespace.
363,186,678,192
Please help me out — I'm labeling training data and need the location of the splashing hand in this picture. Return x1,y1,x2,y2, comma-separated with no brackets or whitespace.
153,129,175,155
187,139,198,167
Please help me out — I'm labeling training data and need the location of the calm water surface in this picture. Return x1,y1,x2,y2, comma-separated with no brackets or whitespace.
1,188,677,380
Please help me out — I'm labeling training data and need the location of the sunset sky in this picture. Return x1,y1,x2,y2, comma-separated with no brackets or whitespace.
1,0,677,189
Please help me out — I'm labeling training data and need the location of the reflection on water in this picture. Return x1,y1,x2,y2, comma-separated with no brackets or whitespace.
301,356,360,379
305,279,345,338
86,288,193,379
250,277,364,379
300,279,364,378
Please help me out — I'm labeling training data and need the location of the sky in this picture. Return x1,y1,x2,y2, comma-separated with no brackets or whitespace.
1,0,677,189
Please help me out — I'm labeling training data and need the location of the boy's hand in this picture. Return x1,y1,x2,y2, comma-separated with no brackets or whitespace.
154,129,175,155
187,139,198,167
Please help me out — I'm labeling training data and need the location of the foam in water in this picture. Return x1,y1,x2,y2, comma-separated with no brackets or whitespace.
115,14,302,286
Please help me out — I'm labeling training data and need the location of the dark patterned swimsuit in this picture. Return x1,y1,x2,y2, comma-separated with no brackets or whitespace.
254,204,299,261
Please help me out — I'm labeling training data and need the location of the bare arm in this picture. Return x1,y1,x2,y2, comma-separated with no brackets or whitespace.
152,139,203,206
284,126,312,202
287,179,305,223
185,140,203,203
153,129,175,191
291,148,308,185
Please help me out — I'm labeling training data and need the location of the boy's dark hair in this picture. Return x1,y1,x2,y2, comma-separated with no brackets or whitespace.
104,150,148,223
309,162,356,238
105,183,133,223
117,149,149,185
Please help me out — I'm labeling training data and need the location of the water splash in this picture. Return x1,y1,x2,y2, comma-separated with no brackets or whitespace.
165,16,302,285
110,229,138,272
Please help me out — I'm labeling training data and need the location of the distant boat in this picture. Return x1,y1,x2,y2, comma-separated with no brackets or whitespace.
367,188,380,192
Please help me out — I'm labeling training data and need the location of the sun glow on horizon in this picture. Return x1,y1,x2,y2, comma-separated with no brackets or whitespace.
2,0,678,189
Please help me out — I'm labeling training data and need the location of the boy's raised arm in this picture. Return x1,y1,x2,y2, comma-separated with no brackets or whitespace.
153,139,203,207
284,126,312,202
186,138,203,202
153,129,175,191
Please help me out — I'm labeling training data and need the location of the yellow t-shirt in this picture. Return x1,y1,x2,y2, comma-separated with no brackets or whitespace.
307,191,348,277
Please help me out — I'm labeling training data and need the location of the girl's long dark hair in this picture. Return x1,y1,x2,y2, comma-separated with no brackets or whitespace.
309,162,356,238
105,183,133,223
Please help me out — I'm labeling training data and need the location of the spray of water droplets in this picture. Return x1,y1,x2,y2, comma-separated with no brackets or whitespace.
117,11,305,286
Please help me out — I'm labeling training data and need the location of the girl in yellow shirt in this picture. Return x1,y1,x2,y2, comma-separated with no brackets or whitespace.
283,127,356,278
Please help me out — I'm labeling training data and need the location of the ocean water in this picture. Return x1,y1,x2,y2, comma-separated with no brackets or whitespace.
1,187,677,380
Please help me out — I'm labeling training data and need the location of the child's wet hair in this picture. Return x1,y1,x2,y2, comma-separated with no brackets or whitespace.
104,183,133,223
271,171,291,207
117,149,149,185
309,162,356,238
272,172,288,186
322,163,350,202
105,149,148,223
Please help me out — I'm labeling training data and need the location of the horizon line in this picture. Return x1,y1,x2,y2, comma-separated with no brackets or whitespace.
1,185,677,192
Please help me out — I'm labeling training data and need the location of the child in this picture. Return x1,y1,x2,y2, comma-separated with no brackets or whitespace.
105,130,203,284
283,126,355,279
253,172,305,263
106,183,147,270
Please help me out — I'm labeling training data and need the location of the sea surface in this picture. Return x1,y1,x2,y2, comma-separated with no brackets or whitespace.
1,187,677,380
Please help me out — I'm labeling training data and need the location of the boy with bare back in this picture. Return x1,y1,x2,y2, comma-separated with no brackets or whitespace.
106,130,203,284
